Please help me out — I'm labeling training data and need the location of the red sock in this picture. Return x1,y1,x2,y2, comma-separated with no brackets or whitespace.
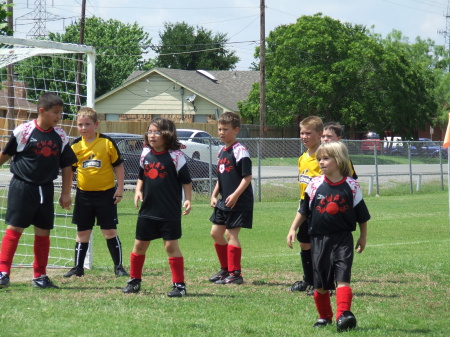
0,229,22,274
214,243,228,269
130,253,145,279
314,291,333,321
168,256,184,284
336,286,353,320
228,245,242,272
33,235,50,278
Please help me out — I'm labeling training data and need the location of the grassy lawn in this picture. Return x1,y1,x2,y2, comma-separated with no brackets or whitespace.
256,154,448,166
1,191,449,336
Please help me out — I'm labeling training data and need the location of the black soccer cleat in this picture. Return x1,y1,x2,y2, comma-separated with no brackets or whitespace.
209,268,228,282
122,278,141,294
32,276,59,289
290,279,313,292
0,273,10,289
167,283,187,297
215,270,243,284
114,265,129,277
313,318,332,328
336,311,357,332
63,266,84,278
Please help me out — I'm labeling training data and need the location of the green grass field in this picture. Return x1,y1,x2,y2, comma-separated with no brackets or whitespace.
1,191,449,336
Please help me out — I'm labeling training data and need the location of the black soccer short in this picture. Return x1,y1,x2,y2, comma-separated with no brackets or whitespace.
209,207,253,229
135,217,182,241
72,188,118,231
296,200,311,244
311,231,354,291
5,177,55,230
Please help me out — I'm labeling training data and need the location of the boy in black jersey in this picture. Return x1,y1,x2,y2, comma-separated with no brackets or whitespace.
64,107,128,278
0,93,77,289
122,118,192,297
286,142,370,332
209,112,253,285
321,122,357,180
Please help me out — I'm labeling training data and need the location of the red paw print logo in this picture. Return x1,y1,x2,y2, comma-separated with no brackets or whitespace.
144,162,168,179
218,157,233,173
315,194,349,214
33,140,59,157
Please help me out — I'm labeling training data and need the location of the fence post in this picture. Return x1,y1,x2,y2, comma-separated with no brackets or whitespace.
257,138,261,202
408,142,413,194
416,174,422,191
374,142,380,196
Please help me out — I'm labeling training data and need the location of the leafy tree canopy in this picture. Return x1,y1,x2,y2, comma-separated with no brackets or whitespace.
49,16,152,97
240,14,443,140
153,22,239,70
0,2,12,36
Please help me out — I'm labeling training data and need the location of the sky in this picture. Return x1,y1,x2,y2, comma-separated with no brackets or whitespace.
10,0,450,70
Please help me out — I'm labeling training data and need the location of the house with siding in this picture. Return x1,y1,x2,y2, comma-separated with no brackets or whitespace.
94,68,259,123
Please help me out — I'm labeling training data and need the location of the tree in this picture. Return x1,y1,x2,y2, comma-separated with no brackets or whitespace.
49,16,152,97
239,14,439,140
0,2,12,36
153,22,239,70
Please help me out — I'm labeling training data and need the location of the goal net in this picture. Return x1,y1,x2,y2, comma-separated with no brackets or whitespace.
0,36,95,269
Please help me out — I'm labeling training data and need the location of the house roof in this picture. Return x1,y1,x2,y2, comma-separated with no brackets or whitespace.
97,67,259,112
0,92,36,112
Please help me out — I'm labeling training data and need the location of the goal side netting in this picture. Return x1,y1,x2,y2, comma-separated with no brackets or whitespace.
0,36,95,269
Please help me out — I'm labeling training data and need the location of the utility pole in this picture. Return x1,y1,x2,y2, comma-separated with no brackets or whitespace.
76,0,86,110
259,0,266,138
6,0,15,131
438,0,450,71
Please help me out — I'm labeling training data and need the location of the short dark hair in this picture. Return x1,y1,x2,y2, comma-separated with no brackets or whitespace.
323,122,343,138
144,118,181,151
37,92,64,112
218,111,241,129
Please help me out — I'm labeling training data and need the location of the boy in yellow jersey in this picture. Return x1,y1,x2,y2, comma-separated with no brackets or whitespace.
64,107,129,278
290,116,323,295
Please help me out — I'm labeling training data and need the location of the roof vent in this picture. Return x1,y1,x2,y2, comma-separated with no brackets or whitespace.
196,69,217,82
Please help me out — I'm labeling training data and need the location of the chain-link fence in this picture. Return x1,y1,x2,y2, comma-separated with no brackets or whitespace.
114,135,449,201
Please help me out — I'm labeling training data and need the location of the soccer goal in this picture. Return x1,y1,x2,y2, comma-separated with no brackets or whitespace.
0,36,95,269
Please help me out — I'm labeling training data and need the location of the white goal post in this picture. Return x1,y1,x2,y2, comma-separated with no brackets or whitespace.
0,36,95,269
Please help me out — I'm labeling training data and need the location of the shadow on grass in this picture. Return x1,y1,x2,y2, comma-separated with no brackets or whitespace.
251,280,291,286
353,292,399,298
357,327,431,335
355,278,408,284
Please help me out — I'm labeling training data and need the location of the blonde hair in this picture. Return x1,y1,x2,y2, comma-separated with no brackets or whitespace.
300,116,323,133
77,107,98,123
316,141,350,177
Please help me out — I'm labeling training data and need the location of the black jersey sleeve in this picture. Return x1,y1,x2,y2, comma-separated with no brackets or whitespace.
178,162,192,185
2,135,17,156
60,143,78,169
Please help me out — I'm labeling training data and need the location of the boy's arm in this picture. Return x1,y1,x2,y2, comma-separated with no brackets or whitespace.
355,222,368,253
113,163,125,204
182,182,192,215
210,180,220,207
59,166,73,210
286,210,307,248
134,178,144,210
224,175,252,209
0,153,11,167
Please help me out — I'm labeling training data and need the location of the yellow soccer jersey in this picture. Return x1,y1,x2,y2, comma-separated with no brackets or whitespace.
298,151,321,200
71,134,123,191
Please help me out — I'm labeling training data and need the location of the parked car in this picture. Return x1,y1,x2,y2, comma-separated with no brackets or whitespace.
177,129,222,162
383,137,418,156
417,138,447,158
361,131,382,154
105,133,217,191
